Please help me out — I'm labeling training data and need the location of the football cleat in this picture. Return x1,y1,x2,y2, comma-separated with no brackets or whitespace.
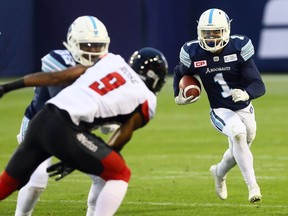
248,184,262,203
209,164,227,200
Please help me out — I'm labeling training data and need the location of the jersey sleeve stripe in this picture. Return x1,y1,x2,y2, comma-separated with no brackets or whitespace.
180,47,191,68
240,39,254,61
41,54,67,72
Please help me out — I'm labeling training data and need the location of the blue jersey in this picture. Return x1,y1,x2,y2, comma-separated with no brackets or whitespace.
173,34,265,111
24,50,76,119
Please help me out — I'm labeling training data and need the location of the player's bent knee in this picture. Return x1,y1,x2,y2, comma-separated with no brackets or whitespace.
247,131,256,144
233,132,246,143
20,185,45,198
102,166,131,183
27,175,49,189
229,122,246,138
31,187,45,198
89,175,104,184
0,171,21,200
112,166,131,183
118,166,131,183
100,151,131,183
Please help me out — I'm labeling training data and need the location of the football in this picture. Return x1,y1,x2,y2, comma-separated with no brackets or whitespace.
179,75,201,98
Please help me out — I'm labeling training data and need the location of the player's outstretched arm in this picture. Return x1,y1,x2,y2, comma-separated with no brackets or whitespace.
107,112,143,152
0,65,87,98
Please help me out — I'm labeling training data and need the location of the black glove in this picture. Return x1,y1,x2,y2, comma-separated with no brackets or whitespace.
0,79,25,98
46,161,75,181
0,85,5,98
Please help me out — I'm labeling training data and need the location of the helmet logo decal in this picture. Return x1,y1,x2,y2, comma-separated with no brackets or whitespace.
88,16,98,36
208,8,215,24
128,47,168,94
147,70,159,89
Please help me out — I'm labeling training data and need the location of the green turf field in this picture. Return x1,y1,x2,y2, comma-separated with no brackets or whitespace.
0,74,287,215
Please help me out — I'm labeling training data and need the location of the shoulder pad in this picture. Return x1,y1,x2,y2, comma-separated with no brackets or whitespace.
41,49,76,72
180,40,199,68
230,35,254,61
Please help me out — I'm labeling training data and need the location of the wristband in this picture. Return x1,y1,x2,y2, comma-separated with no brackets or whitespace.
2,79,25,93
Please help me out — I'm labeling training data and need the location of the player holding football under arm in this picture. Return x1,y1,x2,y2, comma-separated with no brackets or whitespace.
0,47,168,216
14,16,117,216
173,8,265,203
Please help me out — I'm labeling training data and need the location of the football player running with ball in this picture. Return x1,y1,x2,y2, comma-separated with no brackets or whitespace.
173,8,265,203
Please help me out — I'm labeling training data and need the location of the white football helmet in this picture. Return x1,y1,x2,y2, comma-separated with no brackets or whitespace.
63,16,110,66
197,8,231,53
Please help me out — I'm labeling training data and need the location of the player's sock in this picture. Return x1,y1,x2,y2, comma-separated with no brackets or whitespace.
86,176,106,216
0,170,21,200
86,206,95,216
94,180,128,216
216,148,236,177
15,186,44,216
232,133,257,186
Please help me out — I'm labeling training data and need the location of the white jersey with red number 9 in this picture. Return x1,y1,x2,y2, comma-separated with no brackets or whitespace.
47,53,157,126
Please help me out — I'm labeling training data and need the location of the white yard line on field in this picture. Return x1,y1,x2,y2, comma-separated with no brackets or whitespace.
124,201,288,209
3,199,288,209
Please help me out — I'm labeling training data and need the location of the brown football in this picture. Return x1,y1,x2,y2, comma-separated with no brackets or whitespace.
179,75,201,98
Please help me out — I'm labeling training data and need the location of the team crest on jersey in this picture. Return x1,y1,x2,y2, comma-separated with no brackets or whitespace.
224,54,237,63
194,60,207,68
213,56,220,62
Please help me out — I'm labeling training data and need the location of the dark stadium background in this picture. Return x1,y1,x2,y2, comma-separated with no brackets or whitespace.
0,0,287,76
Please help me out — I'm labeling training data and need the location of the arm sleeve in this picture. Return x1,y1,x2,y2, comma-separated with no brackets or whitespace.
173,63,189,97
173,42,198,97
242,59,266,99
41,51,71,97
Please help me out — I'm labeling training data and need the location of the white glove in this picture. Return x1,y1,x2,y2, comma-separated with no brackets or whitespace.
100,124,120,134
175,88,200,105
231,89,249,102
